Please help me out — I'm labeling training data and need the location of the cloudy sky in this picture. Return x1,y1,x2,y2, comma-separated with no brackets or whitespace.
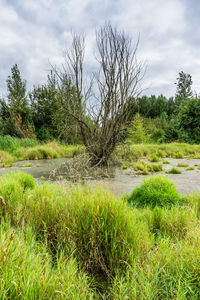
0,0,199,98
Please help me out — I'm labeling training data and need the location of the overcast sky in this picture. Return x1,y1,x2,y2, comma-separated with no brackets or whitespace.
0,0,199,98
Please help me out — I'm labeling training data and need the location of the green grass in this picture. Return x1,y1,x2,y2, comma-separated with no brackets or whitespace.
162,159,170,164
168,167,182,174
0,135,39,152
1,171,200,298
0,137,84,167
117,142,200,161
186,166,195,171
133,161,163,175
148,154,160,162
126,175,184,208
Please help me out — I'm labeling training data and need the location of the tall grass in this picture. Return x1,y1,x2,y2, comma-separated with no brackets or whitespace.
117,142,200,161
0,222,95,299
0,135,38,152
0,136,84,167
0,171,200,298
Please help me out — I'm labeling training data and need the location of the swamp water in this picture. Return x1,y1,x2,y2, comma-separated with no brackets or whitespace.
0,157,200,196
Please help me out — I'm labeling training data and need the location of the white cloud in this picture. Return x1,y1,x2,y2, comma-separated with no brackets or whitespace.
0,0,199,97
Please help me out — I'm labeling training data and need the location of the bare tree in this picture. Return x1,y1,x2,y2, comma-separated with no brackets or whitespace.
55,23,145,166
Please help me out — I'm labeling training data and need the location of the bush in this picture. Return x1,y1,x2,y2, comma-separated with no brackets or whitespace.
126,175,184,208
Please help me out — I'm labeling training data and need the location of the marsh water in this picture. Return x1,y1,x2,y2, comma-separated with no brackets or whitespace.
0,157,200,196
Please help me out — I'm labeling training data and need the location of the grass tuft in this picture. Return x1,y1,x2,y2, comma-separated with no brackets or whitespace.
126,175,184,208
168,167,182,174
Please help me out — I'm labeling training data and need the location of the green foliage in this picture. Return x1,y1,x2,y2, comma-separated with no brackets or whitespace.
175,71,193,107
30,71,82,143
128,113,148,143
126,175,184,208
0,64,34,138
178,97,200,143
36,126,52,141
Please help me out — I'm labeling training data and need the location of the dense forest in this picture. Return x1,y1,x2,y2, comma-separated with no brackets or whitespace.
0,64,199,145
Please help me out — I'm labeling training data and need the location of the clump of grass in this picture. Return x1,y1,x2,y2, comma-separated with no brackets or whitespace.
27,184,150,280
177,162,189,167
0,150,15,167
168,167,182,174
121,162,129,169
36,163,40,167
162,159,170,164
133,161,149,175
126,175,184,208
186,166,195,171
21,162,33,167
148,154,160,162
133,161,162,175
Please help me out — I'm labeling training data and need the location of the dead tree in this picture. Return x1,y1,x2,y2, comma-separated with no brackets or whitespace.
56,23,145,166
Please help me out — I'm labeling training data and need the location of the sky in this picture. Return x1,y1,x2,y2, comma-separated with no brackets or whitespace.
0,0,199,98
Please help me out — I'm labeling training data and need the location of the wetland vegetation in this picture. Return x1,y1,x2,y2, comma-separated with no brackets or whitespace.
1,23,200,299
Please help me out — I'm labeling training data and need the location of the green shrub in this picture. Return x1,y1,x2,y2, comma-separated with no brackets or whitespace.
126,176,184,208
168,167,182,174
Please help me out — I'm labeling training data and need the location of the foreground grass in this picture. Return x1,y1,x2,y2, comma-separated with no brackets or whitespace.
1,171,200,298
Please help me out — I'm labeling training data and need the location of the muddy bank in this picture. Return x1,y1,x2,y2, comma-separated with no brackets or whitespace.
0,157,200,196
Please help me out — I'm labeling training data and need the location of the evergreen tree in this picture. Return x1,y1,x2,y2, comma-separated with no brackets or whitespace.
175,71,193,107
0,64,33,137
